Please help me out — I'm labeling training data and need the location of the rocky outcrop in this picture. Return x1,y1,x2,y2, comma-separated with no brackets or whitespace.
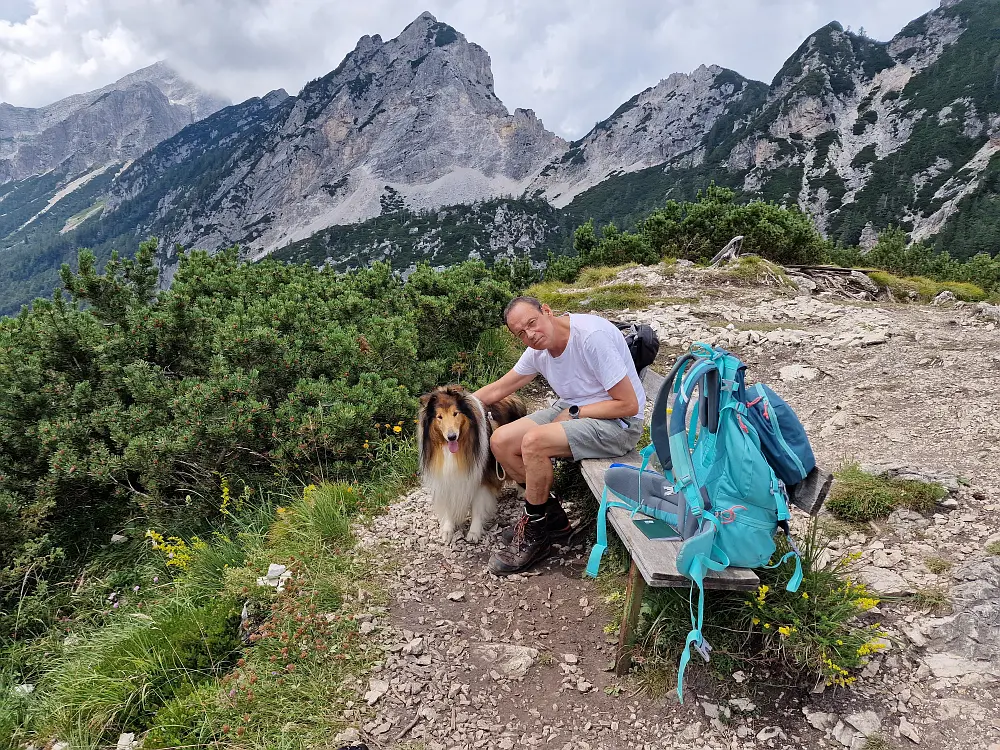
0,61,229,183
106,12,566,258
531,65,766,206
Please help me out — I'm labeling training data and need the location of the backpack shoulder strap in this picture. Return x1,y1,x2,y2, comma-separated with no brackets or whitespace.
650,352,697,474
667,357,719,519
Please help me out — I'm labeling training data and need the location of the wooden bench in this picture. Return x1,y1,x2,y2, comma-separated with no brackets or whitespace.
579,368,834,675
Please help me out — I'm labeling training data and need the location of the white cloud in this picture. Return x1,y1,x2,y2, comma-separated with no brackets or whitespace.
0,0,939,137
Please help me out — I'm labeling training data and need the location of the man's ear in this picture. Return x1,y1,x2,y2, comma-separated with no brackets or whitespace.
540,303,553,316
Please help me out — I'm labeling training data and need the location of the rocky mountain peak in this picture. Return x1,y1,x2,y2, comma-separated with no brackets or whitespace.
532,64,766,206
104,12,564,259
114,61,230,120
0,61,229,184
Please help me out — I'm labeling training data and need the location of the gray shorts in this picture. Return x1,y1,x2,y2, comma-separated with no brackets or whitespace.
527,400,643,461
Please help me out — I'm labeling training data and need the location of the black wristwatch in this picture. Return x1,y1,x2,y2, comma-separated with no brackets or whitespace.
568,405,581,419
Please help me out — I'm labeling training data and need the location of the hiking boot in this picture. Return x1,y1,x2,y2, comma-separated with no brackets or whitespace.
488,514,552,576
500,501,572,544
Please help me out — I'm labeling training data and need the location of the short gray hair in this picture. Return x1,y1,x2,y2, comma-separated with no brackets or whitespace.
503,296,543,324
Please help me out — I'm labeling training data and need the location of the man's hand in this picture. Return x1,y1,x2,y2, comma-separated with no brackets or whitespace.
472,369,536,405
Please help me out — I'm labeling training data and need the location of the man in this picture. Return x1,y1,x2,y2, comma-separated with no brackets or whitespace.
472,296,645,575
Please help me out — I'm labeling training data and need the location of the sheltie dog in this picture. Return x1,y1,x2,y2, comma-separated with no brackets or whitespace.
418,385,527,543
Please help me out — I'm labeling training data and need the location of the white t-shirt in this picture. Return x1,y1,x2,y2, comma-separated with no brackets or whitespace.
513,313,645,419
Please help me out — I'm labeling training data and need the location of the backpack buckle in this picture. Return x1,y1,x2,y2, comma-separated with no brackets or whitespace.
694,636,712,662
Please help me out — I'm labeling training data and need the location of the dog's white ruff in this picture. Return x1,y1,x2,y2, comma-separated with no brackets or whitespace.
419,395,496,542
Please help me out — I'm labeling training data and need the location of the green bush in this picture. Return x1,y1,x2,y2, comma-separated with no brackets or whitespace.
641,184,827,265
490,254,542,292
826,463,947,523
566,185,827,272
543,251,584,283
0,241,513,623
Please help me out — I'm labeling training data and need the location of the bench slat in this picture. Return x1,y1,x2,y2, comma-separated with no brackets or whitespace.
608,506,759,590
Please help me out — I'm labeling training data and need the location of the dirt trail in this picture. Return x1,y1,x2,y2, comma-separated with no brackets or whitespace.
346,272,1000,750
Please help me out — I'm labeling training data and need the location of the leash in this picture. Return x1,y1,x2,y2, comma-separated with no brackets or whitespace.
487,408,507,481
486,409,507,482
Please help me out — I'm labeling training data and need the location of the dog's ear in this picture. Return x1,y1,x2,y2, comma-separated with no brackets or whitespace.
419,392,433,407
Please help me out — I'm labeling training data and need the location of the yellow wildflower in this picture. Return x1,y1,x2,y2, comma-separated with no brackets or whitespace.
763,623,771,629
857,639,888,657
755,584,769,605
801,592,809,599
778,625,794,637
276,506,287,514
393,425,402,433
752,617,760,625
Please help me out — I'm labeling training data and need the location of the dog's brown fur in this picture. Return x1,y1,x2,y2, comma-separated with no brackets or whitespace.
418,385,526,542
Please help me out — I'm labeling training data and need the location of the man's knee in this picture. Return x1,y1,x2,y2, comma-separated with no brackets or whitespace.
520,429,548,458
491,424,518,455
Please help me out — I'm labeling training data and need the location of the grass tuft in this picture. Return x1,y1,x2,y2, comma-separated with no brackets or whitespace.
924,556,952,575
576,263,638,286
635,520,888,687
864,733,893,750
523,281,653,312
866,271,987,303
986,541,1000,556
826,463,947,523
909,586,951,614
715,255,794,287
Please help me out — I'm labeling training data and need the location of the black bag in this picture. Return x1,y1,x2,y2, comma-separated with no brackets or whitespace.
612,320,660,375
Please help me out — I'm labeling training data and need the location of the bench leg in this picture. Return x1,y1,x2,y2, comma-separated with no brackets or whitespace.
615,560,646,676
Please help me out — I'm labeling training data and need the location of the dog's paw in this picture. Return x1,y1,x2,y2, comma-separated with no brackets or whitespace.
438,522,456,544
465,526,484,543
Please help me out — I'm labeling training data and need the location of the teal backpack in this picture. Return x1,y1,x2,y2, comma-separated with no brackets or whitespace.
585,343,811,701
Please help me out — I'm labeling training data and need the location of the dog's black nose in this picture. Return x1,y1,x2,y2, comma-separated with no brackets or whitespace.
446,432,459,442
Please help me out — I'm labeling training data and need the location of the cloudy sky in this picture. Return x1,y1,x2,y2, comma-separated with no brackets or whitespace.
0,0,938,138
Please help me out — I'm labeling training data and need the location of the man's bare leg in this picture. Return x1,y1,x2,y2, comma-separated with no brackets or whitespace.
520,424,573,504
